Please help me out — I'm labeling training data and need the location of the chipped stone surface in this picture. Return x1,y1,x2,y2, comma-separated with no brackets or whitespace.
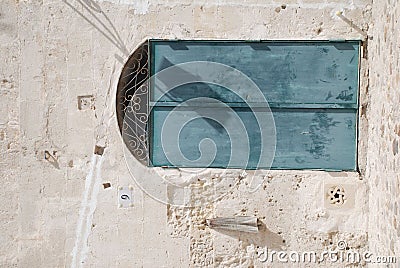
4,0,400,267
367,0,400,261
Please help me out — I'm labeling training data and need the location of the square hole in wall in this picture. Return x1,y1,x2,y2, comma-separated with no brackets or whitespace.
77,95,95,110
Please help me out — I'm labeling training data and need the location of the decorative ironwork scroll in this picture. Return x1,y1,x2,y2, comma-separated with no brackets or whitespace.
116,41,149,165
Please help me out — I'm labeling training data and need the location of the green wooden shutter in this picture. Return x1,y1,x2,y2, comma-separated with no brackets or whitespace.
149,40,360,170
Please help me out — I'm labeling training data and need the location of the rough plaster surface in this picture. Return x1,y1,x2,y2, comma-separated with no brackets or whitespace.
367,0,400,261
3,0,398,267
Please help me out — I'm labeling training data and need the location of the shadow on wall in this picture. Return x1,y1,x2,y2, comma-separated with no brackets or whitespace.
211,221,285,250
63,0,129,62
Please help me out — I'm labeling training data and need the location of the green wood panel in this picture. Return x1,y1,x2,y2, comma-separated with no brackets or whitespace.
151,107,357,170
149,40,359,170
150,40,360,106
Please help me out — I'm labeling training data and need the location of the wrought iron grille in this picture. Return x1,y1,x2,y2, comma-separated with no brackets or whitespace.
116,40,149,165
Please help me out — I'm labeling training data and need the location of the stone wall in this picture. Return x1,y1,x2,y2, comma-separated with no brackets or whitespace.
0,0,390,267
367,0,400,260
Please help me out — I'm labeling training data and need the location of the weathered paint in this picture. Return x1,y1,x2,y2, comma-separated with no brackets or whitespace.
150,41,359,170
151,40,360,105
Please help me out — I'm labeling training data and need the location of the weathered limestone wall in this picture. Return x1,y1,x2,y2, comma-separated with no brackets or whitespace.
0,0,379,267
367,0,400,259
